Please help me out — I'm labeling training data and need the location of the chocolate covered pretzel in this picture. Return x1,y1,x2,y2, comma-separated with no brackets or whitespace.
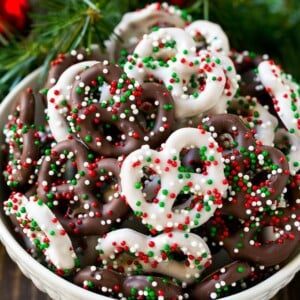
204,114,289,219
70,62,175,156
2,3,300,299
190,261,252,300
37,139,129,235
74,266,184,299
3,89,41,189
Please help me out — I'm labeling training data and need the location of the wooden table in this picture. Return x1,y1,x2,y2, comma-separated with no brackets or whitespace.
0,243,299,300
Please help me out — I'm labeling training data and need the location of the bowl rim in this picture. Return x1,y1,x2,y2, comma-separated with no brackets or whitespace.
0,68,299,300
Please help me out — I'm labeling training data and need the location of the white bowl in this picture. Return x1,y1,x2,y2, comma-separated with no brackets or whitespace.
0,69,300,300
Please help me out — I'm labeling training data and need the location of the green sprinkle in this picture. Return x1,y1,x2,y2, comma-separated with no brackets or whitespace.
47,193,54,199
87,153,94,160
76,87,83,94
135,182,142,189
147,251,154,257
237,266,245,273
162,189,168,195
207,179,213,185
237,242,243,248
85,135,92,143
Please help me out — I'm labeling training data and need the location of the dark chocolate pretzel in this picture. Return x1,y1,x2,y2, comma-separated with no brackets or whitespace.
70,62,142,157
74,266,183,299
133,82,175,148
190,261,252,300
222,144,290,219
11,88,35,123
210,176,300,267
4,89,40,188
36,139,129,235
70,62,175,156
71,61,124,108
230,51,267,99
221,205,300,267
206,187,300,268
203,114,255,159
203,114,289,219
287,173,300,201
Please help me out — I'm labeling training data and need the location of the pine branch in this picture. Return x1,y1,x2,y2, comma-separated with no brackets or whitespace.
0,0,148,99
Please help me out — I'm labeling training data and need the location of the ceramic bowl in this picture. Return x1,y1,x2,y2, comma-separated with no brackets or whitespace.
0,69,300,300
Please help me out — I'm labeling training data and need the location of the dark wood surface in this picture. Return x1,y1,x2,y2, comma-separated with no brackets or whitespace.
0,243,299,300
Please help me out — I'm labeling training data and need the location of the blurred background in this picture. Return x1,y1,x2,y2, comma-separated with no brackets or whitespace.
1,0,300,99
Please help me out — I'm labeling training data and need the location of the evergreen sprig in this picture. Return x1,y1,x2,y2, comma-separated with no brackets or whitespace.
0,0,150,99
1,0,300,100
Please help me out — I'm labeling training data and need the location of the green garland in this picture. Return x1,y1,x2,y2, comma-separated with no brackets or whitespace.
1,0,300,100
0,0,137,98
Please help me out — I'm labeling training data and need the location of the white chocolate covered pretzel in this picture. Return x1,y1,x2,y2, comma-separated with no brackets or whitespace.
124,28,227,119
47,60,99,142
204,51,238,114
97,228,211,284
185,20,230,55
258,60,300,138
120,127,227,231
106,2,190,61
4,192,77,270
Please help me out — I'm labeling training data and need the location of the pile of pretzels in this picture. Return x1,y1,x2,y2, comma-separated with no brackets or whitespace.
2,2,300,300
